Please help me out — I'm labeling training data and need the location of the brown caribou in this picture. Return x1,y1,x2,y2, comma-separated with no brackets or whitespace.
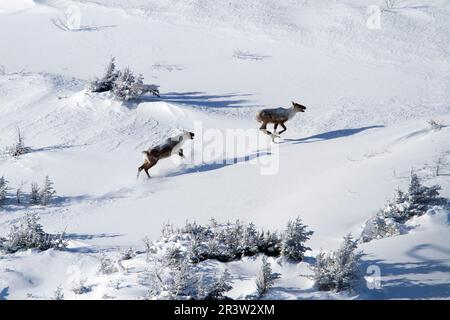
137,130,194,179
256,101,307,138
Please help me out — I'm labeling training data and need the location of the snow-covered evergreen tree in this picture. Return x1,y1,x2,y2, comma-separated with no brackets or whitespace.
281,217,313,261
90,57,120,93
98,254,118,275
259,230,282,256
30,182,40,205
407,171,443,218
188,235,206,263
242,222,259,256
202,269,233,300
255,256,278,297
112,67,144,101
0,176,8,204
311,234,363,292
361,171,445,242
360,212,402,243
2,212,66,253
40,175,56,206
53,286,64,300
164,245,184,267
227,220,245,258
9,127,30,157
16,182,24,204
171,262,199,299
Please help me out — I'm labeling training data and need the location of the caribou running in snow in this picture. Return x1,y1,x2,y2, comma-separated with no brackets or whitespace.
256,101,307,138
137,130,194,179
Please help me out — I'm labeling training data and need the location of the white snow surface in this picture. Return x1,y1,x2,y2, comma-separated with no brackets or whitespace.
0,0,449,300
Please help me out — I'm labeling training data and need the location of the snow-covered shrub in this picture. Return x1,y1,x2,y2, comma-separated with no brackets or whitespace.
164,245,185,268
160,219,284,264
112,67,145,101
360,213,402,243
242,222,259,256
30,182,41,205
200,269,233,300
9,127,30,157
53,286,64,300
90,57,159,101
428,119,444,131
71,278,91,295
361,171,445,242
406,172,444,218
141,255,201,300
258,230,282,256
90,57,120,93
255,256,279,297
29,177,56,206
98,254,118,275
281,217,314,261
170,262,199,299
143,236,156,262
311,234,363,292
16,182,24,204
0,212,67,253
0,176,8,204
40,175,56,206
119,248,135,261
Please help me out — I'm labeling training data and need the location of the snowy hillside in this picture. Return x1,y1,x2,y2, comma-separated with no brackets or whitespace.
0,0,449,300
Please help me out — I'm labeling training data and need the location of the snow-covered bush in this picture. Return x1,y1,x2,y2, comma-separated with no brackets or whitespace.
164,245,185,267
258,230,282,256
242,222,259,256
406,172,444,218
89,57,160,101
9,127,30,157
40,175,56,206
157,219,285,264
119,248,135,261
360,213,402,243
16,182,24,204
90,57,120,93
71,278,91,295
428,119,444,131
0,176,8,204
53,286,64,300
170,263,199,299
0,212,67,253
255,256,279,297
281,217,314,261
311,234,363,292
361,172,445,242
199,269,233,300
29,176,56,206
98,254,118,275
112,67,144,101
30,182,40,205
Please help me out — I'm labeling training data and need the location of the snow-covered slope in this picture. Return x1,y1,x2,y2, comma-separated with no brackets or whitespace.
0,0,449,300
